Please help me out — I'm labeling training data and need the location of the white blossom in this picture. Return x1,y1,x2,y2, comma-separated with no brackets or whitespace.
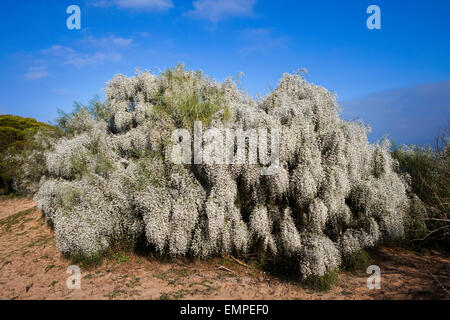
34,67,417,279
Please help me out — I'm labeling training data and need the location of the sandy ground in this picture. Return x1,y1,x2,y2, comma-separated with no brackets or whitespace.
0,198,448,300
0,197,35,220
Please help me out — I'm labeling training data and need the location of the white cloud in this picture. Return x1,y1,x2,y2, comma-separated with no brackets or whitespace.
139,31,152,38
42,45,122,67
25,66,49,80
23,34,129,79
82,35,134,47
92,0,173,11
187,0,256,23
111,37,134,46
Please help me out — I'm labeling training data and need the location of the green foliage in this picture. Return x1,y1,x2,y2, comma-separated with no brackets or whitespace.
391,122,449,250
0,115,60,194
303,269,340,291
69,243,135,269
152,64,232,128
342,250,373,272
112,253,130,264
392,144,443,205
0,115,53,154
0,115,52,149
69,251,104,269
0,126,24,152
45,264,55,272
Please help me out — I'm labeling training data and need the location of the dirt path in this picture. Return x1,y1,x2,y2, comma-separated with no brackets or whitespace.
0,199,448,300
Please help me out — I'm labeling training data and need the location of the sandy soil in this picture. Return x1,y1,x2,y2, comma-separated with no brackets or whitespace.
0,198,448,300
0,197,35,220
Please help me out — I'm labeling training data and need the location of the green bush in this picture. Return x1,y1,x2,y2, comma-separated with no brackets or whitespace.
342,250,373,272
303,269,340,291
391,122,449,250
0,115,52,153
0,115,58,194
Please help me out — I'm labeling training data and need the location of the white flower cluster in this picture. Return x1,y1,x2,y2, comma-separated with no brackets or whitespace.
34,67,418,279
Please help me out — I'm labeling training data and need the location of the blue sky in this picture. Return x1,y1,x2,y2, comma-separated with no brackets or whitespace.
0,0,449,145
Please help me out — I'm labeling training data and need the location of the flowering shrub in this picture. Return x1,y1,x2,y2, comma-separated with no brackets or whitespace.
34,65,424,279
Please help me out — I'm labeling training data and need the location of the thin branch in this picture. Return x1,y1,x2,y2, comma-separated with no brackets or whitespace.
413,225,450,241
424,265,449,295
217,265,234,273
229,256,250,268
